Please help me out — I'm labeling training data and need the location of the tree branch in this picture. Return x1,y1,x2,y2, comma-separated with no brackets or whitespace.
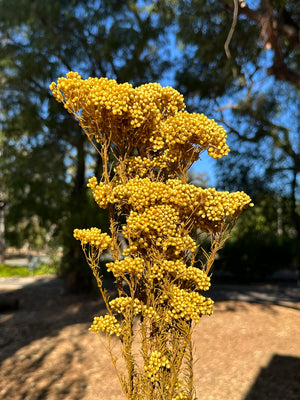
219,116,299,167
219,0,300,88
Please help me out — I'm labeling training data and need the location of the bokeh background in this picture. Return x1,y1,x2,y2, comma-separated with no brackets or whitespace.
0,1,299,399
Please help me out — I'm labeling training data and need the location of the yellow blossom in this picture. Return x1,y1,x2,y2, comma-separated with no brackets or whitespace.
144,350,171,381
50,72,254,398
89,314,122,336
73,227,111,250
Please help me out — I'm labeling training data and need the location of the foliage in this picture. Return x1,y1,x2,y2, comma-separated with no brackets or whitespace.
165,0,300,277
170,0,300,206
172,0,300,93
0,0,175,290
50,73,252,399
2,0,299,286
33,263,57,275
0,264,30,277
214,190,298,282
0,263,57,277
216,234,297,283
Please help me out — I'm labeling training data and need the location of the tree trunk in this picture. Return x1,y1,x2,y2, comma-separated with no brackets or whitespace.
0,201,6,264
291,168,300,285
61,132,93,293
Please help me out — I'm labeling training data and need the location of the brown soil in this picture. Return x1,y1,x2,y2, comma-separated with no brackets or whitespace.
0,276,299,400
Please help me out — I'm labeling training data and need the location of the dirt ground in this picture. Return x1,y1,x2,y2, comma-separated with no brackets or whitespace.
0,276,299,400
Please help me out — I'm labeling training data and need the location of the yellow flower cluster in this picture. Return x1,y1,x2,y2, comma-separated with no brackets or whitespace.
109,297,142,316
123,205,196,255
113,177,167,212
142,305,159,320
109,296,159,320
165,179,254,224
119,156,168,179
196,188,253,221
124,204,176,238
88,176,252,224
106,257,144,278
121,156,154,179
172,392,189,400
87,177,114,209
180,267,211,291
50,72,185,150
171,380,189,400
148,262,166,281
166,286,214,322
153,260,211,290
50,72,233,176
153,111,229,161
132,82,185,126
51,72,254,397
89,315,122,336
149,260,186,281
144,351,171,381
83,174,253,263
73,227,112,250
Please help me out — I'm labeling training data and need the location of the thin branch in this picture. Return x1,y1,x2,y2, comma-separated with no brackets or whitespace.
219,0,300,88
224,0,239,59
215,103,239,112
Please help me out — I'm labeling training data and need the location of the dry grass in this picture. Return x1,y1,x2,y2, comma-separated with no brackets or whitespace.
0,277,299,400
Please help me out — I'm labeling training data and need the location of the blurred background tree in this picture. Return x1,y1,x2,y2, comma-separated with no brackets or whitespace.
1,0,299,287
167,0,300,282
0,0,173,290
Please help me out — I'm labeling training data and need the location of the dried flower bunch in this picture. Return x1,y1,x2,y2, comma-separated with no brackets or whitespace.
50,72,253,400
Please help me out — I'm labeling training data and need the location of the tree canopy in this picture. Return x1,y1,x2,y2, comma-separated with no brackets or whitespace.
169,0,300,279
1,0,299,284
0,0,174,289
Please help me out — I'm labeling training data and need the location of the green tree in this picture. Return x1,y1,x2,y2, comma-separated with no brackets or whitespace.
158,0,300,279
0,0,173,290
2,0,299,286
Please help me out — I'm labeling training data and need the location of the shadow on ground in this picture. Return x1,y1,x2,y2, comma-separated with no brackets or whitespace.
208,283,300,311
0,276,300,399
244,354,300,400
0,276,115,364
1,276,299,364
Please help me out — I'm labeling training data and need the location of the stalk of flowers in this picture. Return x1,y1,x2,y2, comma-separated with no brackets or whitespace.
50,72,253,400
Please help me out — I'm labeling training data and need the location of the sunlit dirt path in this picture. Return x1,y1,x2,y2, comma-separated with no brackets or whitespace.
1,277,299,400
